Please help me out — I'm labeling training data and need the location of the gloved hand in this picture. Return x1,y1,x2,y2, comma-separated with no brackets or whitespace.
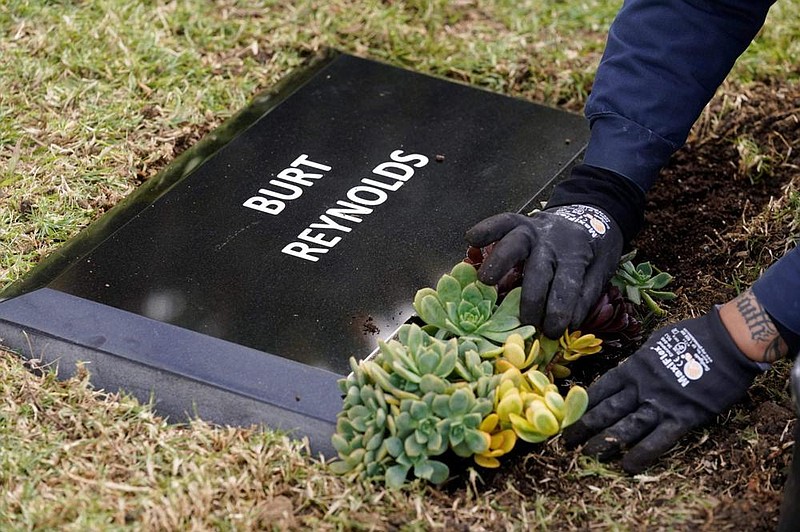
562,306,762,474
465,204,623,339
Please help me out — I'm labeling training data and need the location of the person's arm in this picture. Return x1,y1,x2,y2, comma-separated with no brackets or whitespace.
548,0,776,233
578,0,777,192
469,0,777,336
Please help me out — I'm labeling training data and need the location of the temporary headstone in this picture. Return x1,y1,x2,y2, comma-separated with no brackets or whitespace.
0,52,589,455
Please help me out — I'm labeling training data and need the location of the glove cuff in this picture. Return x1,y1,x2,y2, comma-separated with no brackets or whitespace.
545,163,645,245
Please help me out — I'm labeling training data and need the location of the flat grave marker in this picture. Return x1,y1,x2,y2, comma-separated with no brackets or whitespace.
0,52,589,454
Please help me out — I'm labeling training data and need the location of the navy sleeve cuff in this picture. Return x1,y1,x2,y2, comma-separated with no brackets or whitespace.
582,114,677,192
751,247,800,357
545,163,646,245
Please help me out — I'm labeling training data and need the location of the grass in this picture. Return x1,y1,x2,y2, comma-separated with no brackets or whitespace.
1,0,800,529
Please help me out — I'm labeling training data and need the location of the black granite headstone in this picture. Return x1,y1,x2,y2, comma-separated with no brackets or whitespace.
0,52,589,455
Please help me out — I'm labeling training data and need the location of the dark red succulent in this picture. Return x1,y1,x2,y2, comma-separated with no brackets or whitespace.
579,285,642,349
464,243,524,300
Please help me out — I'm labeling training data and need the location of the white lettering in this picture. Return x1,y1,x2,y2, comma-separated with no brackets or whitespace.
361,176,404,191
390,149,429,168
277,167,323,187
260,182,302,200
310,214,352,233
326,201,373,223
243,196,284,215
291,154,332,171
347,186,388,206
297,228,342,248
372,161,414,182
281,149,429,262
281,242,326,262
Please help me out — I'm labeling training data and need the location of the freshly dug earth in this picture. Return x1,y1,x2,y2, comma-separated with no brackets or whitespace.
444,81,800,530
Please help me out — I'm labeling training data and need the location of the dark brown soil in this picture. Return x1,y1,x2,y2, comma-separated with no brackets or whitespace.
627,80,800,530
444,81,800,529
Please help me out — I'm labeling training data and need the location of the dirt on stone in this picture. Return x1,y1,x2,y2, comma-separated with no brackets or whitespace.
439,80,800,530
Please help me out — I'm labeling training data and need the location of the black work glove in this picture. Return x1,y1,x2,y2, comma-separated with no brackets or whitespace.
562,306,763,474
465,204,623,339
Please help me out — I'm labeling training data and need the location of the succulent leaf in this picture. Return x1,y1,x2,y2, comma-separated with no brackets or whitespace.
451,260,479,288
463,243,525,299
526,370,551,395
579,285,642,348
544,390,566,422
508,413,549,443
527,401,560,436
561,386,589,429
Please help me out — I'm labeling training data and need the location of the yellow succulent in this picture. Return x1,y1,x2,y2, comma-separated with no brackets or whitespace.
495,334,538,373
473,413,518,468
559,330,602,361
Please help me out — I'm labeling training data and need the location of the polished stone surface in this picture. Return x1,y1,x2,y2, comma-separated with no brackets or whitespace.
0,52,588,451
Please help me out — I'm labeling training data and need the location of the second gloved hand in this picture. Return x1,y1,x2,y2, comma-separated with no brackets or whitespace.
465,204,623,339
561,307,763,474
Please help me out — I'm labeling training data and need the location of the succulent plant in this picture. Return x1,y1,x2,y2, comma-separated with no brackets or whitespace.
484,367,588,449
558,330,602,362
384,433,450,488
413,262,535,355
579,285,642,348
612,254,676,316
506,370,589,444
370,324,459,397
464,243,524,299
474,413,517,468
394,394,449,458
493,331,601,381
454,340,496,383
431,387,493,458
330,261,613,486
494,333,538,373
330,358,395,479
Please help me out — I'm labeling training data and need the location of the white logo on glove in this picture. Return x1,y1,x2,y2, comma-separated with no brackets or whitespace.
650,327,713,387
552,204,611,238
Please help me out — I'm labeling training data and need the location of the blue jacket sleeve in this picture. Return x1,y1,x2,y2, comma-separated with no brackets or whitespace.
583,0,775,192
751,247,800,354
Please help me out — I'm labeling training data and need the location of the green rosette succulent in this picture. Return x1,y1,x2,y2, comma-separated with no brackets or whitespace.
383,436,450,489
454,340,496,383
432,387,492,458
383,391,451,488
366,324,459,398
612,253,676,316
330,358,395,479
413,262,535,354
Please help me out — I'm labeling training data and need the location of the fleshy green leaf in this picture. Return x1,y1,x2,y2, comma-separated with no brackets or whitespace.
436,274,463,305
451,261,479,288
329,460,355,475
385,436,403,457
413,461,434,480
544,391,566,422
448,389,471,416
464,428,491,454
508,413,549,443
404,435,424,458
385,464,410,489
528,402,560,436
427,460,450,484
561,386,589,428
